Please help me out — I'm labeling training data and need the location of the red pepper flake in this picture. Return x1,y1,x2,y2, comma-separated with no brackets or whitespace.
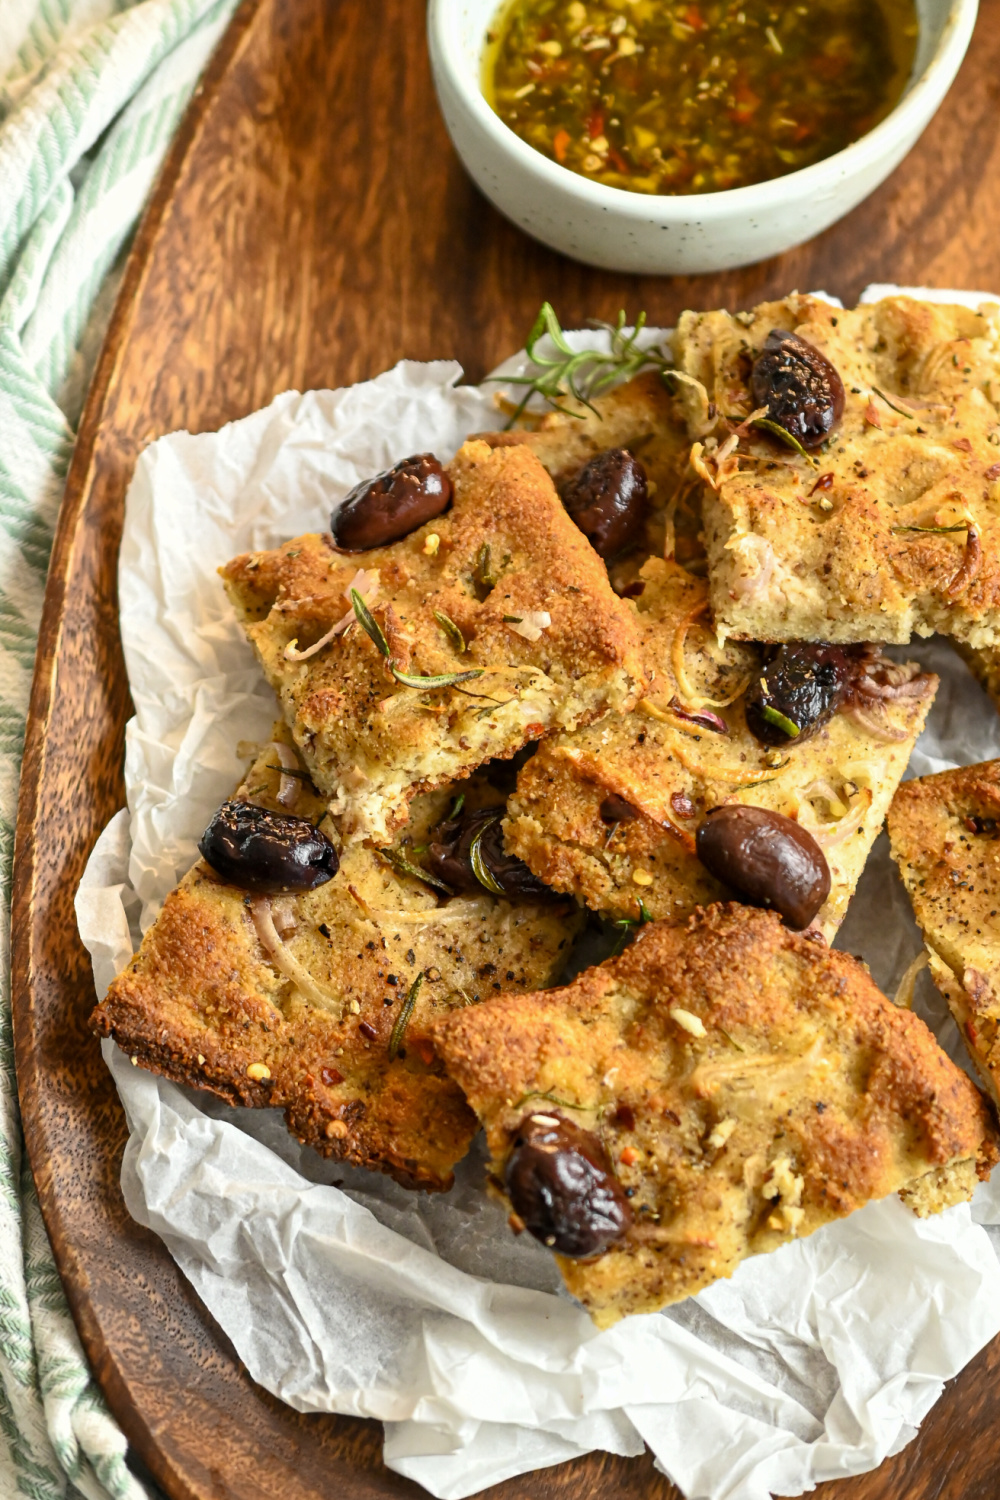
953,437,974,453
986,461,1000,481
525,722,546,738
359,1021,377,1041
552,128,571,163
864,402,882,429
586,109,604,140
683,5,706,28
615,1102,636,1130
966,1019,979,1046
620,1145,639,1166
411,1036,435,1066
671,791,696,818
728,76,760,124
607,146,630,173
320,1066,343,1086
809,472,835,495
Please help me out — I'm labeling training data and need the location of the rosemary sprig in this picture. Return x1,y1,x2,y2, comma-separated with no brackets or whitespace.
433,610,466,653
749,417,818,465
469,814,506,895
388,972,423,1060
513,1089,597,1113
872,386,917,419
473,542,498,594
350,589,484,691
760,705,801,739
378,848,453,897
891,523,969,534
488,303,671,429
609,898,652,957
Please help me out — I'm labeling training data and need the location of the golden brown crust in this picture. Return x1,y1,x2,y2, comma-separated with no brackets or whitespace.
888,758,1000,1110
220,440,647,842
956,641,1000,715
92,738,581,1192
431,905,994,1324
505,558,936,937
673,295,1000,647
476,370,697,586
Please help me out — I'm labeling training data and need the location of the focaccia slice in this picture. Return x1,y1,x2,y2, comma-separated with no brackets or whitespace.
505,558,936,939
478,369,699,584
673,294,1000,646
888,759,1000,1110
432,906,996,1325
92,735,581,1192
221,440,646,842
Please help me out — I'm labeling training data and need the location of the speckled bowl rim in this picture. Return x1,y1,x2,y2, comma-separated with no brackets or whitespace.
429,0,978,223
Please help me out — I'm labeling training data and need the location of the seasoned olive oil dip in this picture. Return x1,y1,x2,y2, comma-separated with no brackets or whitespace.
484,0,918,194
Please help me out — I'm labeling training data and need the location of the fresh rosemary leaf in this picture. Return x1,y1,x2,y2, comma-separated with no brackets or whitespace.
388,972,423,1060
449,793,466,820
609,917,637,957
264,764,314,782
513,1088,593,1112
379,848,453,896
350,588,390,657
637,898,653,924
473,542,498,593
469,815,506,895
749,417,818,464
891,523,969,534
760,705,801,738
488,303,671,428
872,386,917,419
433,609,466,653
390,664,485,690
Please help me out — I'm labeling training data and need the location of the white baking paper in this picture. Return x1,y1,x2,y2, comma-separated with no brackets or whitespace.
76,293,1000,1500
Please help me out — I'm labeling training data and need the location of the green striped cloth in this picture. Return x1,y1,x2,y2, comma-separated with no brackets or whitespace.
0,2,237,1495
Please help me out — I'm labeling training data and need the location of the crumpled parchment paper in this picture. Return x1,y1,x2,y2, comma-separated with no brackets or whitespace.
75,291,1000,1500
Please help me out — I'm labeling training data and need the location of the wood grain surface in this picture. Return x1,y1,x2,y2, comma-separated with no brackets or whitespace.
11,0,1000,1496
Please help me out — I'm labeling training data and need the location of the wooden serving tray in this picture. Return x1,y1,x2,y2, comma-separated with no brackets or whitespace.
12,0,1000,1495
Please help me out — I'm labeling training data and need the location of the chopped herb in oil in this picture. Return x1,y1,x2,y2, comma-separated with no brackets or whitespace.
484,0,918,195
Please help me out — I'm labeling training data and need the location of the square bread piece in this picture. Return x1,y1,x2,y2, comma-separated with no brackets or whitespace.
888,759,1000,1111
92,738,581,1192
432,905,996,1325
478,369,698,585
221,440,646,842
956,641,1000,714
673,294,1000,646
505,557,937,938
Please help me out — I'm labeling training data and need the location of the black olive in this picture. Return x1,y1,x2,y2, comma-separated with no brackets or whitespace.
745,643,854,746
332,454,452,550
505,1114,633,1258
750,330,845,450
599,793,638,824
199,800,339,894
426,805,554,899
560,448,648,559
695,805,830,929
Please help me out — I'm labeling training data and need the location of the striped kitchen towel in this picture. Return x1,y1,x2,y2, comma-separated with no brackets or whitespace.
0,3,238,1495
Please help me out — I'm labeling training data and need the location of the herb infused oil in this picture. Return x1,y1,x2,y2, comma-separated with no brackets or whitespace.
484,0,919,195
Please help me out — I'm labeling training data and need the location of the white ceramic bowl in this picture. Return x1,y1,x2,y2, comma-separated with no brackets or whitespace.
428,0,978,274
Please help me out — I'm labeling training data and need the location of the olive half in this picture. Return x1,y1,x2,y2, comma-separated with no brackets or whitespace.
750,329,845,450
332,454,452,550
695,804,830,929
426,804,553,899
505,1113,633,1258
199,800,339,894
560,448,648,560
745,642,854,746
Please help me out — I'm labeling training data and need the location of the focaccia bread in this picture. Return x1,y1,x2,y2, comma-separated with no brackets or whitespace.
888,759,1000,1110
479,369,699,583
221,440,646,842
432,906,996,1325
505,558,936,938
672,294,1000,646
956,641,1000,715
92,736,580,1192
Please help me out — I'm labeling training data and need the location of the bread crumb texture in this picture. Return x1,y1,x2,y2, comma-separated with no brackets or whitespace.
432,904,996,1325
92,735,581,1192
505,558,935,937
220,440,646,842
674,294,1000,647
888,757,1000,1111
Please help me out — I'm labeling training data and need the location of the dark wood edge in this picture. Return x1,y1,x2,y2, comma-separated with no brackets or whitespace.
11,0,265,1488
